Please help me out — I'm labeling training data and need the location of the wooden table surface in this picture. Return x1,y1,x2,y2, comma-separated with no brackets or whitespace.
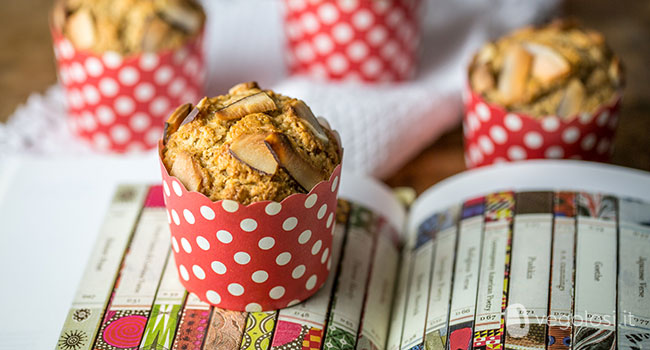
1,0,649,194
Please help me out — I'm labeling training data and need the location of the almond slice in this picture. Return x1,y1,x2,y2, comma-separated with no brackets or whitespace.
66,9,96,50
316,116,331,130
229,133,278,175
556,79,586,119
471,63,495,94
228,82,260,95
163,103,192,144
523,42,570,85
291,101,329,143
317,116,343,156
159,1,203,34
170,151,203,192
142,16,170,52
498,45,533,105
215,92,277,121
264,133,328,191
196,96,209,108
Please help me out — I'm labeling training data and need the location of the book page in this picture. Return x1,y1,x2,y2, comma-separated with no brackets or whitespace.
472,193,514,350
386,250,414,350
55,185,148,350
271,202,351,350
323,205,376,349
573,194,617,350
93,186,171,350
505,192,553,350
618,199,650,350
547,192,577,350
171,293,211,350
47,163,650,350
424,207,459,350
408,160,650,229
357,218,401,350
139,255,187,349
447,198,485,350
399,222,436,349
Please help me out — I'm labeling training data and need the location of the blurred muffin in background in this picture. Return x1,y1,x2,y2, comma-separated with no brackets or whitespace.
469,19,623,119
50,0,206,153
463,19,624,168
51,0,205,54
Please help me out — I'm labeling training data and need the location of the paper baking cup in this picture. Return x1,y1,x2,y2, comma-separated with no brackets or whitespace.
158,144,341,311
463,85,621,168
52,29,205,153
283,0,422,82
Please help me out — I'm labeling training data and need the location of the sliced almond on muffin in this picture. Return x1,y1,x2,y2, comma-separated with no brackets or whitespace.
498,45,533,105
557,79,586,118
471,63,495,94
170,151,204,192
142,16,172,52
524,42,570,85
228,81,260,95
159,0,204,34
264,132,328,191
229,133,278,175
164,103,193,144
289,101,329,143
215,92,277,121
66,8,96,50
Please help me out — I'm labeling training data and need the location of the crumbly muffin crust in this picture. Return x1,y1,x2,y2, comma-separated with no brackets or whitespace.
52,0,205,54
162,82,342,205
469,19,623,118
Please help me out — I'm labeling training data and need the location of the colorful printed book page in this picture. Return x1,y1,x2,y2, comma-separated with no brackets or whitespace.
55,163,650,350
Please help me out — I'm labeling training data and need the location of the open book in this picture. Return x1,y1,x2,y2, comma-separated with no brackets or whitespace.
54,161,650,350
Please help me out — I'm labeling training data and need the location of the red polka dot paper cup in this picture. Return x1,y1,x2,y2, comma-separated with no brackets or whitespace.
158,143,342,312
284,0,422,82
51,29,205,153
463,85,622,168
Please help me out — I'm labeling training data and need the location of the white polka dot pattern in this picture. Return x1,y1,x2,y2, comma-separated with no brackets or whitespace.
462,85,620,168
159,162,342,311
284,0,421,82
52,29,205,153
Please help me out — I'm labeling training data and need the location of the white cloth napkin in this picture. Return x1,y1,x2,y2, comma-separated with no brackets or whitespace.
0,0,559,178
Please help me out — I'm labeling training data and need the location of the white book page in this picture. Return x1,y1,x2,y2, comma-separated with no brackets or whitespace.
574,217,617,329
506,214,553,323
448,215,483,326
408,160,650,236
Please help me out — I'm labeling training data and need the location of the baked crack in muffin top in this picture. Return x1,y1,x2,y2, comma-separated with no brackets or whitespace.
162,82,342,205
469,19,623,119
52,0,205,54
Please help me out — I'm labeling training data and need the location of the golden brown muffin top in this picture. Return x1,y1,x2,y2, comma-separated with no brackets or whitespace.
52,0,205,54
469,19,623,119
162,82,343,205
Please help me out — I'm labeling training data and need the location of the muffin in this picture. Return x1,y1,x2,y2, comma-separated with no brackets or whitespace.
50,0,205,153
283,0,422,82
469,19,623,119
52,0,205,54
159,82,343,311
162,81,342,205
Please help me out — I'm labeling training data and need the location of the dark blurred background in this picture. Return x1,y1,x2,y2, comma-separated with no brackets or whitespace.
1,0,648,192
